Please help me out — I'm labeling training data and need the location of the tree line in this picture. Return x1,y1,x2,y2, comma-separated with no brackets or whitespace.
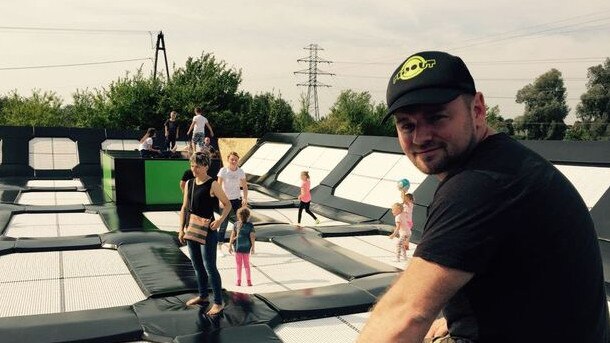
0,52,607,140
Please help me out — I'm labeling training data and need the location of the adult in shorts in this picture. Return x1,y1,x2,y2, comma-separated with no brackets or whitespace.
186,107,214,151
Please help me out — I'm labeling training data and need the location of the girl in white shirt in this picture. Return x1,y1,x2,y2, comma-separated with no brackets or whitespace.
138,128,161,158
217,151,248,251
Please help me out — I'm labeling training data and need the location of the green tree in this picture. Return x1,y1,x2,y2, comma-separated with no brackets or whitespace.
316,90,369,135
2,51,298,136
564,121,591,140
103,68,164,130
160,53,244,125
66,89,109,128
311,90,393,135
573,57,610,140
515,69,569,140
294,95,316,132
242,93,294,137
486,105,513,135
362,103,396,136
0,90,67,127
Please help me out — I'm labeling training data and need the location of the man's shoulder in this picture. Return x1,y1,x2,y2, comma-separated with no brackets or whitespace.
444,133,551,190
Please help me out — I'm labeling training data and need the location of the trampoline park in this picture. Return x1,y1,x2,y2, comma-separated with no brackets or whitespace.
0,126,609,343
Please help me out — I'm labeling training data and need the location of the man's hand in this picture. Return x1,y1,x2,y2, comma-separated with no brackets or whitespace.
425,318,449,340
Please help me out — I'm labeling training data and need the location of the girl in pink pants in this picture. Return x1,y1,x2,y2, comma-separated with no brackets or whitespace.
228,207,256,286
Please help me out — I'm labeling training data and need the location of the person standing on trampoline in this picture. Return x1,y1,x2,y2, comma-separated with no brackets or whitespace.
164,111,180,151
217,151,249,251
402,192,414,231
297,171,320,225
178,152,231,315
389,202,412,262
228,207,256,287
186,107,214,151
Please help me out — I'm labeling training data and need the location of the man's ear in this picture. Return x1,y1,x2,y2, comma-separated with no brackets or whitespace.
473,92,486,123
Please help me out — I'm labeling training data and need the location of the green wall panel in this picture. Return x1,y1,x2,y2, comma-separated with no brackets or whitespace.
101,152,114,202
144,160,189,205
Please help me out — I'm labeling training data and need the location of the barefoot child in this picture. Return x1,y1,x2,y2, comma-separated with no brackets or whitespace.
297,171,320,225
389,202,412,262
228,207,255,287
401,192,414,219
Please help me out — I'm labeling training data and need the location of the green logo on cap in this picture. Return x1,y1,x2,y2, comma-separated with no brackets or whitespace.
393,55,436,84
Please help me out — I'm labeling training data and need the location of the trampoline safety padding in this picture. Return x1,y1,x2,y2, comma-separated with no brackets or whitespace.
101,231,179,248
0,237,16,255
0,306,142,343
271,234,399,280
14,235,102,252
256,283,376,323
252,224,319,242
174,324,283,343
349,273,400,298
118,243,198,297
133,293,281,341
312,223,394,237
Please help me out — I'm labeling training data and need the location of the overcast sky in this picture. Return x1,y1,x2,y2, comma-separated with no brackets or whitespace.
1,0,609,124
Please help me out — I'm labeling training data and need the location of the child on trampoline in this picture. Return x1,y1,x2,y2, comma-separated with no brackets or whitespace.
138,128,162,158
389,201,413,262
401,192,414,218
228,207,256,287
297,171,320,226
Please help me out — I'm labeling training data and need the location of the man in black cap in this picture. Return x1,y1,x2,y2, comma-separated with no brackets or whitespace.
357,51,609,342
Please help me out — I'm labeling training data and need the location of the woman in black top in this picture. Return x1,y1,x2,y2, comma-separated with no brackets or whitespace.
164,111,180,151
178,152,231,315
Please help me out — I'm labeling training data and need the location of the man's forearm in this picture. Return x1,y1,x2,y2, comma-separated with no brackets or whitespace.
358,258,471,343
358,274,436,342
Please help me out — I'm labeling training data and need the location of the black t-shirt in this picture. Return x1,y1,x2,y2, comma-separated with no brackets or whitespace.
414,133,609,342
164,119,178,137
181,169,194,182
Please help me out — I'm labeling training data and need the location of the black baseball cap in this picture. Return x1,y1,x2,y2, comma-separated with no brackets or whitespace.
383,51,476,122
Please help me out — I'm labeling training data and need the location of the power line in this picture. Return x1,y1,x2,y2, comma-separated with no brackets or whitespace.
333,56,607,66
334,74,588,82
0,26,152,35
440,10,610,49
447,16,610,51
332,10,610,71
486,96,581,101
0,58,152,71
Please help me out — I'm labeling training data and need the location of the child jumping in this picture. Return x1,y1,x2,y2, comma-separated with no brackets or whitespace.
228,207,255,287
389,202,413,262
297,171,320,225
